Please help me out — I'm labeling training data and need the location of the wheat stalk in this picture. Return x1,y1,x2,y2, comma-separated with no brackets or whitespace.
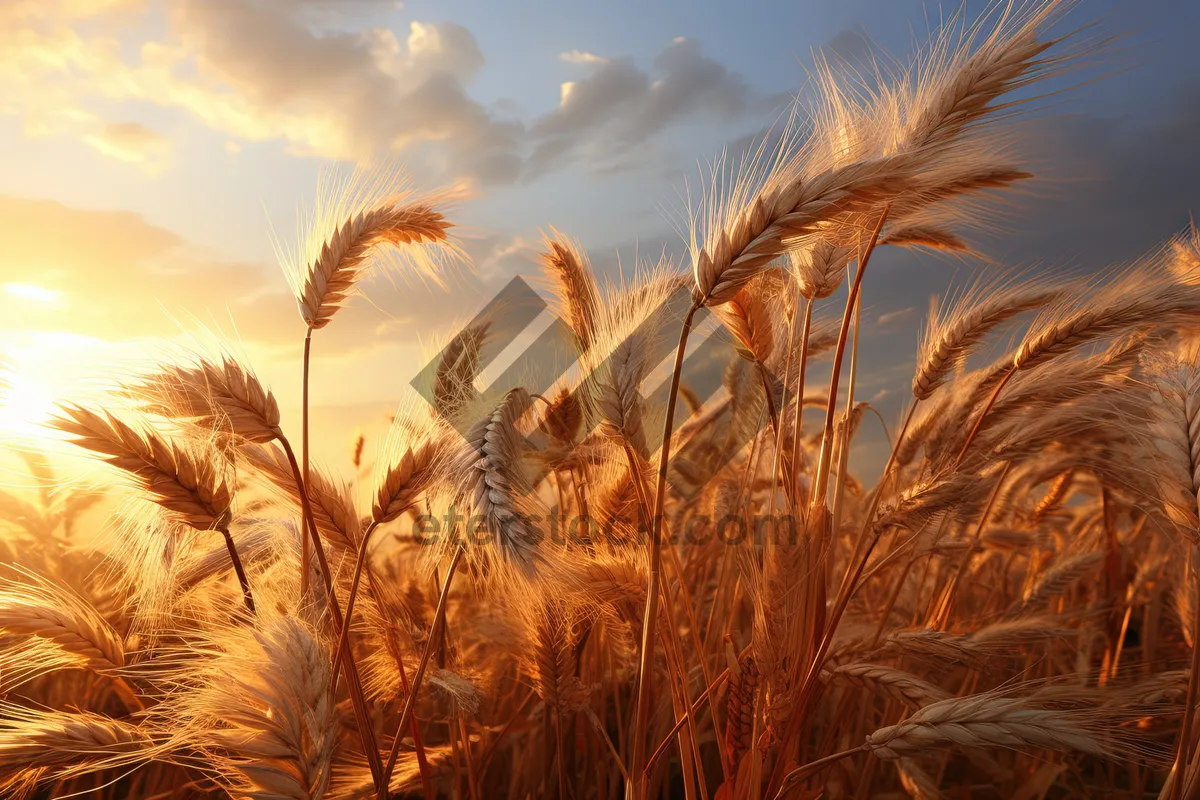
290,200,454,330
455,388,543,572
0,704,153,773
133,354,282,444
865,689,1136,761
541,229,601,350
0,566,124,672
914,278,1063,400
55,404,232,531
829,663,952,710
176,527,278,592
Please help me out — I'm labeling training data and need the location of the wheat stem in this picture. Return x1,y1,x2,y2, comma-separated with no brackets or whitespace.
772,745,868,798
772,390,913,794
955,366,1017,467
933,462,1011,628
629,300,701,799
622,444,706,799
757,362,780,441
381,545,465,797
828,255,866,622
810,206,890,519
1173,548,1200,800
645,668,731,775
279,435,384,793
478,689,537,781
330,519,379,692
301,325,313,599
556,706,568,800
219,527,256,615
362,559,437,800
791,299,815,492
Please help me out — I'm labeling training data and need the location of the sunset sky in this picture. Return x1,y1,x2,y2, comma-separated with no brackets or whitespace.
1,0,1198,472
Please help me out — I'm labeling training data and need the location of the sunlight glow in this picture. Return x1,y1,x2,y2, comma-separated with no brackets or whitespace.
0,331,110,440
0,369,53,440
4,283,61,303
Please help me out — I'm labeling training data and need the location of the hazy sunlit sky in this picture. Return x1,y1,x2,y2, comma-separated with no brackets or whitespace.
1,0,1198,470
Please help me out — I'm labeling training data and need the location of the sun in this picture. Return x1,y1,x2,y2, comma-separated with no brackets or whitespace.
0,331,115,442
0,368,55,439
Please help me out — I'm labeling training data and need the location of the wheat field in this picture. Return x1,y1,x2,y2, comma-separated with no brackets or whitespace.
3,1,1200,798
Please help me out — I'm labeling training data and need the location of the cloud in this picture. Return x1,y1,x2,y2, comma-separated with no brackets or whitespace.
160,2,520,181
559,49,608,65
0,194,285,341
0,193,548,367
0,2,763,187
876,307,915,327
82,121,170,172
0,0,142,23
821,27,873,65
0,0,523,185
528,37,751,178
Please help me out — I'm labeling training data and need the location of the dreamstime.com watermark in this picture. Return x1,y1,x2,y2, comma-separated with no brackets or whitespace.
411,275,782,498
406,507,804,548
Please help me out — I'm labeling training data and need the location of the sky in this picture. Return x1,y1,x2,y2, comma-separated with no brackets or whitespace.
0,0,1198,476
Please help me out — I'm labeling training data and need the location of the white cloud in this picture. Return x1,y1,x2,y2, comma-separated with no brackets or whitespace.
559,49,608,65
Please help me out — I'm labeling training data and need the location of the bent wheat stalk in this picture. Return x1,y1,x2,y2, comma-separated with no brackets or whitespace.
381,546,465,798
286,177,455,595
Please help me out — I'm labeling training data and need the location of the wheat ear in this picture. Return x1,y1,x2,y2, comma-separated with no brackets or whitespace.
0,704,152,774
433,322,490,423
294,202,453,330
789,237,852,300
190,617,335,800
134,354,282,443
914,279,1063,400
0,567,124,673
829,663,951,710
332,410,447,692
55,404,232,531
244,443,362,555
541,228,601,350
865,690,1132,761
456,388,543,572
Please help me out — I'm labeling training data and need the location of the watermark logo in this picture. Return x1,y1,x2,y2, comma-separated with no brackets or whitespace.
409,505,801,549
410,275,780,497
